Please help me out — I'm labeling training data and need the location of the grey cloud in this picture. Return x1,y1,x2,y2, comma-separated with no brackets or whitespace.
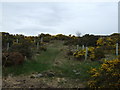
1,2,118,36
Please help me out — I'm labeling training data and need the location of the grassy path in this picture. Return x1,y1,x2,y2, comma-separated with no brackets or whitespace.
3,40,101,88
4,40,100,78
3,41,86,88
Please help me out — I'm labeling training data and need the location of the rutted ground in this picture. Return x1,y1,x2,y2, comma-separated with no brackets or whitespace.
2,41,86,88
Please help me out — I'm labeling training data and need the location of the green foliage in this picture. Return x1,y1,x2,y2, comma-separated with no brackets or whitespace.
40,46,47,51
64,37,78,46
9,40,33,59
36,46,47,54
80,34,99,46
64,34,99,47
90,47,105,61
2,32,14,50
66,50,73,56
97,35,120,50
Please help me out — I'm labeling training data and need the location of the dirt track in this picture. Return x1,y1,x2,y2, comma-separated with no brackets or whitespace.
2,74,85,88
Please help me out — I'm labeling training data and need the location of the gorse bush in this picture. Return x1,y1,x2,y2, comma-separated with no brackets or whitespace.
88,58,120,88
73,50,85,60
2,52,24,67
90,47,105,61
73,47,105,61
97,36,119,50
9,41,33,59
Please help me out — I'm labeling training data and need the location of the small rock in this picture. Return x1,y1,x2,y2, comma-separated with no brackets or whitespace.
36,73,43,78
23,80,26,83
43,71,55,77
73,70,77,73
57,78,61,83
30,75,36,78
47,72,55,77
31,85,34,87
13,82,21,85
75,72,81,75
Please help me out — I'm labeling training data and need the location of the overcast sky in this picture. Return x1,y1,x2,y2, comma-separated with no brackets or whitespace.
1,2,118,36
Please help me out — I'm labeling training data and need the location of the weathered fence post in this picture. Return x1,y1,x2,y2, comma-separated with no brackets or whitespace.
77,45,79,50
82,45,84,50
116,43,118,56
37,42,39,50
16,39,19,43
34,40,36,43
25,56,27,61
41,37,43,43
7,43,9,51
85,47,88,61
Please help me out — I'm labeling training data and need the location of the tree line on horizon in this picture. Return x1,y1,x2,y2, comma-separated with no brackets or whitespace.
2,32,119,47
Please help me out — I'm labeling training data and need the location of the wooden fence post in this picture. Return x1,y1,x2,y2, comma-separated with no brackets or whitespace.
41,37,43,43
77,45,79,50
7,43,9,51
16,39,19,43
82,45,84,50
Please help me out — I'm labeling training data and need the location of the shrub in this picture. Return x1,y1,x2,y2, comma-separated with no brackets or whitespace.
36,46,47,54
9,42,33,59
90,47,105,61
2,52,24,67
67,50,73,56
97,37,117,50
73,50,85,60
88,59,120,88
40,46,47,51
73,47,105,61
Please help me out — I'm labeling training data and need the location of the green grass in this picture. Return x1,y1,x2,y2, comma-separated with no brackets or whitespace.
3,46,60,76
52,60,100,80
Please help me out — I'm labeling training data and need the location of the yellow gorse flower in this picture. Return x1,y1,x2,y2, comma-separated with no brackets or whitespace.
92,72,100,77
101,63,108,69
